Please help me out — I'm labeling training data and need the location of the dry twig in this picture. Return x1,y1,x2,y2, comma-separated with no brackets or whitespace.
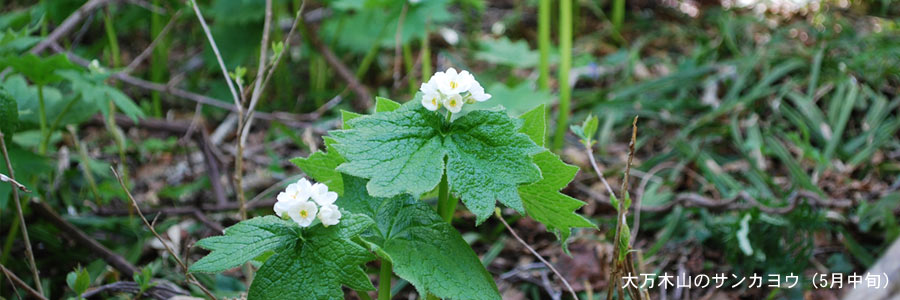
0,263,48,300
0,130,43,297
111,167,217,299
495,209,579,300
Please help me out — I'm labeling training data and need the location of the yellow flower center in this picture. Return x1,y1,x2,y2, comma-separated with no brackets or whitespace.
449,99,457,106
300,210,308,218
431,98,437,106
450,81,458,89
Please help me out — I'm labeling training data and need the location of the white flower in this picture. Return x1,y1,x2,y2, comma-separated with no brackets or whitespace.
288,200,318,227
317,204,342,227
419,68,489,114
420,81,442,111
422,91,442,111
433,68,474,96
274,178,344,228
311,183,338,206
465,83,491,103
274,179,312,217
443,93,464,113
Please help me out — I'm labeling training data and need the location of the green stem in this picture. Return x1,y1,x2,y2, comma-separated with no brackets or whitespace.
357,290,373,300
403,42,415,95
378,260,393,300
436,170,455,223
355,23,390,80
552,0,573,151
421,23,431,82
47,95,81,137
37,84,48,155
537,0,551,91
612,0,625,32
150,0,167,118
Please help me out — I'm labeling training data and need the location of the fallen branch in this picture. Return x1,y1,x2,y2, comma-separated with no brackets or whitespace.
303,23,372,110
47,43,319,128
0,130,43,297
495,209,579,300
29,0,112,54
112,167,217,299
32,200,140,277
0,263,48,300
81,280,187,300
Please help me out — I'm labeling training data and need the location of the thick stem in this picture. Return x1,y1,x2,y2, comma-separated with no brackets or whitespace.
537,0,551,91
436,170,455,223
1,131,44,296
378,260,392,300
37,85,48,155
552,0,572,151
421,22,431,82
612,0,625,32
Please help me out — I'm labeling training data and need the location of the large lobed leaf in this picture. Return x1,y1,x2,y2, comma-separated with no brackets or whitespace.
516,105,595,245
331,100,542,224
189,216,298,273
247,213,376,300
340,174,501,300
330,100,446,199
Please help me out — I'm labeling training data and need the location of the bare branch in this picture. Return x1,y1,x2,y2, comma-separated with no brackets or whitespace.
495,209,579,300
0,263,47,300
111,167,217,299
29,0,112,55
0,130,43,297
188,0,242,111
123,10,182,74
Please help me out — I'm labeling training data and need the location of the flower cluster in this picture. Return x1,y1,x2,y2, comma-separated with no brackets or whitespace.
420,68,491,113
273,178,341,227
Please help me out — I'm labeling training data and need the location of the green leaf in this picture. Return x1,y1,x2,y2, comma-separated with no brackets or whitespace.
66,267,91,295
189,216,298,273
341,174,501,300
341,110,362,129
291,137,345,195
1,53,75,85
461,82,552,117
517,104,594,244
0,86,17,141
374,96,402,112
519,151,595,243
475,36,542,68
570,114,598,146
445,109,543,223
517,104,546,147
331,101,446,198
618,223,631,261
57,70,144,122
332,100,543,223
247,213,376,300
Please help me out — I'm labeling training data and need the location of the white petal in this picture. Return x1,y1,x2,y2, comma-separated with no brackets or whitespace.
314,191,338,206
421,92,441,111
419,81,438,95
317,204,342,227
469,84,491,102
289,201,318,227
312,183,329,196
444,94,463,113
296,178,312,191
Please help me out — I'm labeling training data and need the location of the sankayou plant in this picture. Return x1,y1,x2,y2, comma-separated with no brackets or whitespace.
190,69,596,299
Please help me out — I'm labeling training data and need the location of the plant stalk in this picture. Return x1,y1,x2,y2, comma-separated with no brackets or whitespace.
37,84,48,155
0,130,44,296
538,0,551,91
437,170,455,223
378,260,393,300
552,0,573,151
